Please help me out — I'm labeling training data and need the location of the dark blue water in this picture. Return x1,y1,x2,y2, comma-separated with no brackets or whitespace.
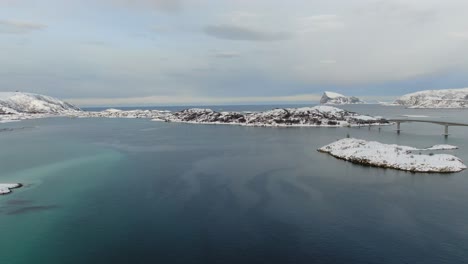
1,105,468,264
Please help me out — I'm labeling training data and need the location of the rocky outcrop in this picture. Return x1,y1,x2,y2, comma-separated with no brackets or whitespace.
320,91,364,105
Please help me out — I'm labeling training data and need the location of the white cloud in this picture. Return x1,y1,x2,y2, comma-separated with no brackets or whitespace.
221,11,264,24
448,31,468,40
204,24,292,41
3,0,468,101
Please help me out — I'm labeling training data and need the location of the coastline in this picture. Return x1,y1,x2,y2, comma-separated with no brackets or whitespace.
0,183,23,195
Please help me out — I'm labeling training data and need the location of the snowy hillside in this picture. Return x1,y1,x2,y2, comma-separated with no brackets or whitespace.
0,92,81,114
318,138,466,173
320,91,364,105
394,88,468,108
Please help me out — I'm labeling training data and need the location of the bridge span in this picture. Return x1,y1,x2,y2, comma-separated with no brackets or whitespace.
388,119,468,137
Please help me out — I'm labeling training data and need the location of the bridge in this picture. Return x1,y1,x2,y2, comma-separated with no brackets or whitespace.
388,119,468,137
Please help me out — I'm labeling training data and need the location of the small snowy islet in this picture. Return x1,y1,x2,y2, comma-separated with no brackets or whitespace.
318,138,466,173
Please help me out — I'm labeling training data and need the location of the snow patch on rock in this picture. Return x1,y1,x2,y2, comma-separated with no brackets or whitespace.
0,183,22,195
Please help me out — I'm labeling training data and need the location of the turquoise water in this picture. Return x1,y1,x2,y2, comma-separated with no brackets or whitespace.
1,105,468,263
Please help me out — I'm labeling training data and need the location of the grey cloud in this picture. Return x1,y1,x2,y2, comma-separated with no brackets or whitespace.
2,0,183,12
81,41,111,47
356,1,437,25
105,0,182,12
204,24,292,41
0,20,46,34
212,51,241,58
298,15,345,33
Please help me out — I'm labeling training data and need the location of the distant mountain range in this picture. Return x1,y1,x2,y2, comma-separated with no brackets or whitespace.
393,88,468,108
0,91,389,127
0,92,81,114
320,91,365,105
2,88,468,116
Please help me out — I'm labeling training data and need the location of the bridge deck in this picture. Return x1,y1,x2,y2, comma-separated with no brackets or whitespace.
388,119,468,126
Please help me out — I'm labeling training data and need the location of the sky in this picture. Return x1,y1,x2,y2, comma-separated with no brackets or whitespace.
1,0,468,106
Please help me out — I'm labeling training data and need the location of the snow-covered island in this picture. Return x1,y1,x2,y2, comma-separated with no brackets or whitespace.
0,92,81,122
0,183,22,195
393,88,468,108
320,91,365,105
318,138,466,173
82,108,171,119
157,106,388,127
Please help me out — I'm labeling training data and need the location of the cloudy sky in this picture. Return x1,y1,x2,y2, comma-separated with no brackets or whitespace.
1,0,468,106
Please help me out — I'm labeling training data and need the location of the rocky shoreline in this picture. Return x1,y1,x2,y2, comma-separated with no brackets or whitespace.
1,106,390,127
0,91,392,127
0,183,23,195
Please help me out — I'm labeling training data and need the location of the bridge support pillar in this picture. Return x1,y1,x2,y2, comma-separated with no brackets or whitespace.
396,122,401,134
444,125,449,137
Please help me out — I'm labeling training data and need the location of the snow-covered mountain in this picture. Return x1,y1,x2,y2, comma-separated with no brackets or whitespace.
320,91,364,105
0,92,81,114
394,88,468,108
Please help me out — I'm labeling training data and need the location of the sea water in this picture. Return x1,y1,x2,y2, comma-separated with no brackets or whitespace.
1,105,468,264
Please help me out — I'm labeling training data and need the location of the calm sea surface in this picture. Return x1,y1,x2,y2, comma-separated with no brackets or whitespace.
1,104,468,264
